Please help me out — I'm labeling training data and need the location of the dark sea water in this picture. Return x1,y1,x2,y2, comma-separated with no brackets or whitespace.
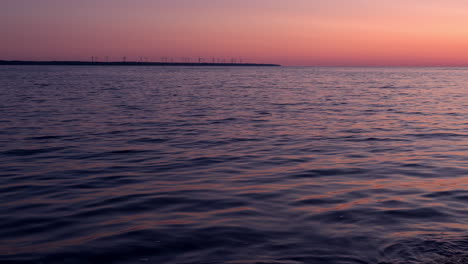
1,66,468,264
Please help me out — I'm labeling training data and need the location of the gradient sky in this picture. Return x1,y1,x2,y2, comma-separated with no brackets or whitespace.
2,0,468,66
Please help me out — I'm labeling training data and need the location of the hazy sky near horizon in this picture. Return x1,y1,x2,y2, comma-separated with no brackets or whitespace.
2,0,468,66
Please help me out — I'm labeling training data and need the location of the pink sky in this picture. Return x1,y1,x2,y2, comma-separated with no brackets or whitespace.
2,0,468,66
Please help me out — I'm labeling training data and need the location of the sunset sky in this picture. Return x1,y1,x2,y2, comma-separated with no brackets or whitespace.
2,0,468,66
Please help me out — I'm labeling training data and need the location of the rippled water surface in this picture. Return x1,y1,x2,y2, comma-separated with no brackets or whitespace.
1,66,468,264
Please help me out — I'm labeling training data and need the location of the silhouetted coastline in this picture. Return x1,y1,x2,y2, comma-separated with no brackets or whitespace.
0,60,281,67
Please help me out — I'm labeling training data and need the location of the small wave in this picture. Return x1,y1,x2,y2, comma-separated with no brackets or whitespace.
383,207,449,219
25,135,68,140
376,85,412,89
406,133,467,139
128,137,168,143
2,147,68,156
291,168,369,178
379,235,468,264
346,137,409,142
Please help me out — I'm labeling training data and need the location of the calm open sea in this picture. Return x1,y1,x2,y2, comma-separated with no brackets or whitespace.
1,66,467,264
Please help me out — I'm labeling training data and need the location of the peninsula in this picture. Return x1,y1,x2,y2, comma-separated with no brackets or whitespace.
0,60,281,67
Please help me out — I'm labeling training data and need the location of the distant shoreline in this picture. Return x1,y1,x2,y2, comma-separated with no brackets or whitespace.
0,60,281,67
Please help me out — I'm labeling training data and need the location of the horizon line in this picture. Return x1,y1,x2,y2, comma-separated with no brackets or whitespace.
2,59,468,68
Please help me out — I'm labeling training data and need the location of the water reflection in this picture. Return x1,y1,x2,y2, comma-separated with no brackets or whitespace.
0,66,467,263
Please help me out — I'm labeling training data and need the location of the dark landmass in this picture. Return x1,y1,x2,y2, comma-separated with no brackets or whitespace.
0,60,280,67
